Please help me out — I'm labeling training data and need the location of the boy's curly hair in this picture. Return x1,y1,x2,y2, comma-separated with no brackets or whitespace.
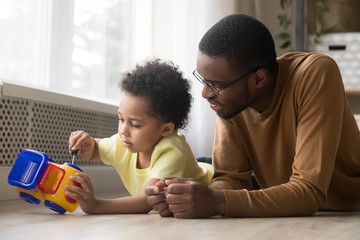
119,59,193,130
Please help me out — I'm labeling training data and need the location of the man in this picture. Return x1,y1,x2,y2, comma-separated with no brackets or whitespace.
145,14,360,218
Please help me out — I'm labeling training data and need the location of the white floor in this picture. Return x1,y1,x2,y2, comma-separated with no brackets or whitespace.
1,192,359,240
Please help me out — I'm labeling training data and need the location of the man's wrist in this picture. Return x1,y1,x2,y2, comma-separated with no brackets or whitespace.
213,190,227,216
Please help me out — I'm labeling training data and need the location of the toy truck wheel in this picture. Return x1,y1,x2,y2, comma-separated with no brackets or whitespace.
19,192,41,205
44,200,66,214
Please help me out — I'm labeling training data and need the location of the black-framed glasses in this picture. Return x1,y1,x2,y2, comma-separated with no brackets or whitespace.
193,67,261,95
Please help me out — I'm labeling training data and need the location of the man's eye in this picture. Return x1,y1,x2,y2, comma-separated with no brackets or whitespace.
205,80,214,87
206,80,220,88
206,80,221,91
131,124,141,128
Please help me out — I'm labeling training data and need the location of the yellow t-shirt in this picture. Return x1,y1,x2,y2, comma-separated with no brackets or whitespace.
99,132,213,196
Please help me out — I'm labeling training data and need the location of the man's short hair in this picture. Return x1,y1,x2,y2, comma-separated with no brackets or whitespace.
199,14,278,71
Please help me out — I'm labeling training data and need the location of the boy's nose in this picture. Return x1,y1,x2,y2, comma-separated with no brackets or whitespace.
119,123,129,136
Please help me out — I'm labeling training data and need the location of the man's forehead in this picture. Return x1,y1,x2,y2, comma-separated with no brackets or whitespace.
196,53,234,79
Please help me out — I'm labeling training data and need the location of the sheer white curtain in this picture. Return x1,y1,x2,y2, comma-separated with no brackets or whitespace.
0,0,239,158
0,0,129,104
147,0,238,158
0,0,52,87
130,0,293,157
145,0,286,157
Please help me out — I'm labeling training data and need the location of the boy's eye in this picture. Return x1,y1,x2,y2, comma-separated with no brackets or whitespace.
118,117,141,128
131,123,141,128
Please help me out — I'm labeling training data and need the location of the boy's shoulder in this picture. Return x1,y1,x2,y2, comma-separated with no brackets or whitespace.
157,131,186,148
155,131,195,159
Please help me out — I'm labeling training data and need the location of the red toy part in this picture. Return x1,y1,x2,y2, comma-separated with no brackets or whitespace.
37,163,65,194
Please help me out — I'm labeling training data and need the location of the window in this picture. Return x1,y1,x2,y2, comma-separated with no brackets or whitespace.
0,0,130,102
0,0,228,158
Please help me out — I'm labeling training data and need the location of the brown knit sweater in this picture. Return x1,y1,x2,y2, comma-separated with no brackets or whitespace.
210,52,360,217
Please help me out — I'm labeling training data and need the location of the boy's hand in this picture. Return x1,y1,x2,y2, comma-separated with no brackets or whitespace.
147,178,227,219
68,131,96,160
64,173,99,214
145,179,173,217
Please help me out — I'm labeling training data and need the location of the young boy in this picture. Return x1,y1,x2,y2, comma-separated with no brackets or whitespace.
65,59,213,214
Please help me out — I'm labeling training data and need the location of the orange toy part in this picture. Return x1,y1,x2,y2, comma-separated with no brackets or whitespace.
37,163,65,194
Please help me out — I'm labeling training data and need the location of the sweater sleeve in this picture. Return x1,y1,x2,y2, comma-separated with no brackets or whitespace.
214,55,346,217
209,117,253,191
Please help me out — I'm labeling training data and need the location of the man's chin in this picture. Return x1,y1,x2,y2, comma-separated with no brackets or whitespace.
217,108,245,119
217,112,235,120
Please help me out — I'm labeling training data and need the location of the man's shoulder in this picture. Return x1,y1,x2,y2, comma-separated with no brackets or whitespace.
278,52,334,68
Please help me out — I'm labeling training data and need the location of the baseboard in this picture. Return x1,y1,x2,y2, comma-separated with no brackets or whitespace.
0,166,127,201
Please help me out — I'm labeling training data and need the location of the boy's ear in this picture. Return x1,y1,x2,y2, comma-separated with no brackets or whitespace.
161,122,175,137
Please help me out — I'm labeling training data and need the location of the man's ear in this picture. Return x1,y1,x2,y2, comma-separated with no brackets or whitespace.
253,68,268,88
161,122,175,137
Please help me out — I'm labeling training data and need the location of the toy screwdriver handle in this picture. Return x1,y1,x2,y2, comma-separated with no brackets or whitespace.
71,150,78,164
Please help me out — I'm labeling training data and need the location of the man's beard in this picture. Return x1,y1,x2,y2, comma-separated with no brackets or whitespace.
217,83,250,119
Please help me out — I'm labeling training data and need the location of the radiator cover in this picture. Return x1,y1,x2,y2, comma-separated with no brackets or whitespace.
0,81,118,167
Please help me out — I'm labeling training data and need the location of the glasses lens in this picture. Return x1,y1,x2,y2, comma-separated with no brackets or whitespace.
204,80,220,93
193,70,219,94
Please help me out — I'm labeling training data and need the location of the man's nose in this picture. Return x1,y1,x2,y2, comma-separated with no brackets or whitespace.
201,84,216,99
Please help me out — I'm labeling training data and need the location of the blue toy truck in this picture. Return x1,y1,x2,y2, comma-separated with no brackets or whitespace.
8,149,83,214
